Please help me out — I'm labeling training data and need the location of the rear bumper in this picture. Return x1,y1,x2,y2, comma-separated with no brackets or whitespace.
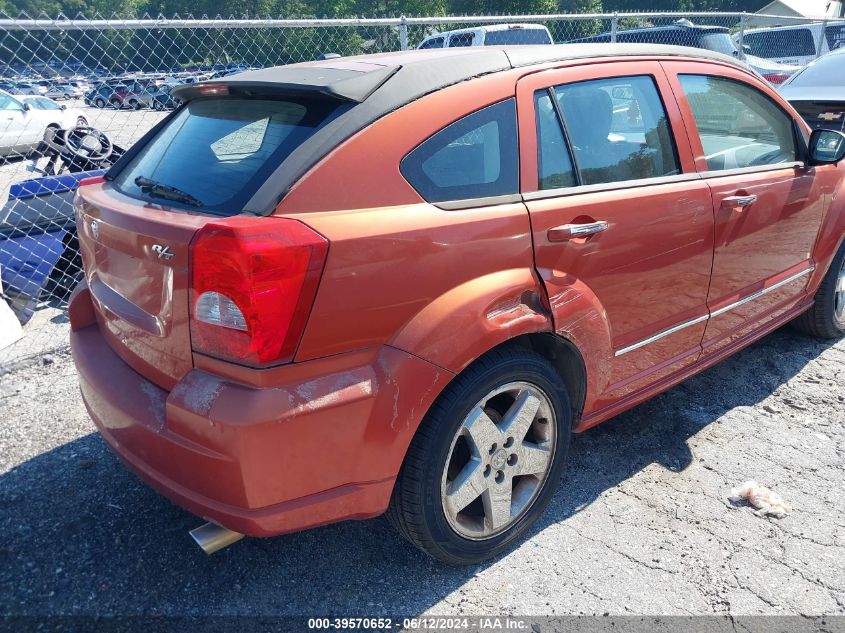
69,286,452,537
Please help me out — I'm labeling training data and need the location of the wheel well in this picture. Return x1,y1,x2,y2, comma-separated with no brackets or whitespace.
507,332,587,422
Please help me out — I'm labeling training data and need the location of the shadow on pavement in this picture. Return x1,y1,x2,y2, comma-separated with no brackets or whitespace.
0,328,837,616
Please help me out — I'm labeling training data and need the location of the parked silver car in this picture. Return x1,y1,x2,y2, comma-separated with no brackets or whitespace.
779,48,845,131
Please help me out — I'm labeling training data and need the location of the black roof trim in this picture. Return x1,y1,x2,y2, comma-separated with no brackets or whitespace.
502,42,738,69
172,64,400,103
155,44,746,214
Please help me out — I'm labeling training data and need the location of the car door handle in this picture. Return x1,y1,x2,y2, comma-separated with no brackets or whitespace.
721,194,757,208
548,221,608,242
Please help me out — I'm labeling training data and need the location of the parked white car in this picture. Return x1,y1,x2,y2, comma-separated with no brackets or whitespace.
12,82,48,96
0,91,87,158
418,23,553,48
738,21,845,66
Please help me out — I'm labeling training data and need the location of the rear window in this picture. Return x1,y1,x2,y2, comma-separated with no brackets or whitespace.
111,97,342,215
449,33,475,47
744,29,816,58
826,24,845,50
400,99,518,203
419,36,445,49
699,33,737,56
484,28,552,45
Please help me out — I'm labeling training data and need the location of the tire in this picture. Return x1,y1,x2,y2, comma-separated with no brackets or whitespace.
94,97,105,108
387,346,572,565
153,100,164,111
129,99,141,110
76,117,87,127
792,239,845,339
110,99,121,110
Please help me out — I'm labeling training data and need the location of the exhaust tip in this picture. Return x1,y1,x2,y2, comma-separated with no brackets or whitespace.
189,522,244,555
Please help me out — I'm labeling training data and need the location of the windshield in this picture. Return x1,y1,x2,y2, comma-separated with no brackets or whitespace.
786,52,845,87
484,28,552,45
111,97,343,215
700,33,738,56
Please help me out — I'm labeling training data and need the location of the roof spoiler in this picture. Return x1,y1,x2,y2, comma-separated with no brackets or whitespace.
172,64,400,103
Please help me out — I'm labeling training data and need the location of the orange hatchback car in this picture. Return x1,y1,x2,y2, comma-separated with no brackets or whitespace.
69,44,845,564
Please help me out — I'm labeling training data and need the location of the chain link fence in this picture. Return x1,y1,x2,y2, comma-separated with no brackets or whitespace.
1,10,844,366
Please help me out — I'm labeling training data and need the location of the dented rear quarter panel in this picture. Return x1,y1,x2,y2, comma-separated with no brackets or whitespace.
280,68,556,372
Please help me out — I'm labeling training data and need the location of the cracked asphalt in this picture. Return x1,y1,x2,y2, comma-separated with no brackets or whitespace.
0,322,843,618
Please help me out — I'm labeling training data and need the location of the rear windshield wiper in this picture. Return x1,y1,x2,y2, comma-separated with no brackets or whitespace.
135,176,204,207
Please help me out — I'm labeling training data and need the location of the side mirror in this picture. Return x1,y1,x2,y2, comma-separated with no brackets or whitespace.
22,103,31,111
60,104,66,110
809,128,845,165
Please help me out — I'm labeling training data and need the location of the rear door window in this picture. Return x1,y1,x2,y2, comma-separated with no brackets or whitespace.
534,90,577,190
744,29,815,58
484,28,552,45
400,99,518,203
678,74,796,171
111,97,343,215
419,36,445,49
448,32,475,47
826,24,845,50
550,75,680,186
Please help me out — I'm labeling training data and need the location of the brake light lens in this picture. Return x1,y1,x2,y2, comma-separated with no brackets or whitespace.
762,72,790,85
78,175,105,187
189,216,328,366
197,83,229,96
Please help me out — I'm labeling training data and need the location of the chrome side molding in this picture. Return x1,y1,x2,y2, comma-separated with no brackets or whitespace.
614,266,814,357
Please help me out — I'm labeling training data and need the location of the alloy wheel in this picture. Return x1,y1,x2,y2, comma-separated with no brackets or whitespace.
440,381,556,540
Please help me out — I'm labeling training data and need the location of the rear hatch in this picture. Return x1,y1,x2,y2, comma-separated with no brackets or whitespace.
75,93,344,390
76,187,208,390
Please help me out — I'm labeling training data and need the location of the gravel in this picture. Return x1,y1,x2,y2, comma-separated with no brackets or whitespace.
0,320,844,618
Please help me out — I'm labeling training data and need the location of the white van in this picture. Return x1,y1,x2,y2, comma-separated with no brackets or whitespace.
417,23,553,49
739,22,845,66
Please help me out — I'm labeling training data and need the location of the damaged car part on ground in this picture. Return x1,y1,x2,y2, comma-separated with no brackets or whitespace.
0,124,124,323
68,44,845,564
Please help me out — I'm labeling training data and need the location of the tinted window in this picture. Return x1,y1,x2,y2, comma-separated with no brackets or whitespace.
484,28,552,45
553,76,680,186
744,29,815,58
35,97,60,110
401,99,518,203
534,90,576,190
825,24,845,50
419,36,445,49
112,98,343,215
616,29,690,46
449,32,475,47
699,32,738,56
679,75,796,171
0,94,22,110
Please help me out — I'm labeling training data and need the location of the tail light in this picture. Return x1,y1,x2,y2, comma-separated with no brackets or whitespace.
189,216,328,367
78,175,105,187
762,72,790,85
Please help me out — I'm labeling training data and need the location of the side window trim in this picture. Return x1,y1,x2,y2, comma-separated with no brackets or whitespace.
545,86,583,188
523,171,704,202
525,160,807,203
